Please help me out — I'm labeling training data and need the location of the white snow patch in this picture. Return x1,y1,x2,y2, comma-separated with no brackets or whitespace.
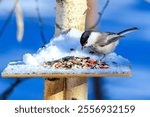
23,54,38,66
23,29,100,65
3,64,130,74
3,29,131,74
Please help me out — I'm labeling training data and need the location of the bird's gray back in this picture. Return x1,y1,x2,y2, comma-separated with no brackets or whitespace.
94,32,110,46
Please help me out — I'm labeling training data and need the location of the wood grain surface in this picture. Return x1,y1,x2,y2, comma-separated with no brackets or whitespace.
1,72,131,78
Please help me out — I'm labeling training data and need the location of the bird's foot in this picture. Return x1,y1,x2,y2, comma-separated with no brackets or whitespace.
89,51,95,54
99,61,109,69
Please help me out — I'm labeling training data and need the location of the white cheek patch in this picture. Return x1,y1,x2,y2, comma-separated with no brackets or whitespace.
87,32,100,46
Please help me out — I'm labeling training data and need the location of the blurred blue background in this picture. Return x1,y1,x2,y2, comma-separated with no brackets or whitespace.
0,0,150,100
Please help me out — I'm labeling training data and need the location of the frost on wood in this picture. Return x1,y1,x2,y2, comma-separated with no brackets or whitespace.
2,29,131,75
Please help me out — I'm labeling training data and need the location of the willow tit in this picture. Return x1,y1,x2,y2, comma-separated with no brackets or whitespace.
80,27,138,60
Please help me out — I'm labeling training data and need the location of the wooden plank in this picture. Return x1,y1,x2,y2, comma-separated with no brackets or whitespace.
1,72,131,78
65,78,87,100
44,78,64,100
44,78,88,100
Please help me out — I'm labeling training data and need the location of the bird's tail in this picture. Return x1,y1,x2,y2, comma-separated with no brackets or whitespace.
117,27,139,36
105,27,138,46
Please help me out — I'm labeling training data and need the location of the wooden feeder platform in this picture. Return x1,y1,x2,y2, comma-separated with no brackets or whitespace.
1,61,131,78
2,72,131,78
1,57,131,100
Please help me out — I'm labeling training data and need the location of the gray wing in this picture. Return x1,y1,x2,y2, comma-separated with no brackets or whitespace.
94,33,108,46
95,32,123,47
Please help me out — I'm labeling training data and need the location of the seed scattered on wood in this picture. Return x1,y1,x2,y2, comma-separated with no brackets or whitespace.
44,56,109,70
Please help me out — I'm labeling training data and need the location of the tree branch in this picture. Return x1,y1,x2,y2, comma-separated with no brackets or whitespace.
0,79,26,100
88,0,110,30
56,23,71,34
0,0,48,100
0,1,16,38
15,0,24,42
56,23,63,30
35,0,47,45
0,1,27,100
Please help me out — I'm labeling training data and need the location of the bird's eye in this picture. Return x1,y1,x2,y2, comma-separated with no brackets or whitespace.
85,41,88,44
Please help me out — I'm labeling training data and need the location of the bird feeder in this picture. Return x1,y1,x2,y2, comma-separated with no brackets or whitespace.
1,0,131,100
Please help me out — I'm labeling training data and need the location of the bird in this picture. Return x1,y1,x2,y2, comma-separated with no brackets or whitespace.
80,27,139,61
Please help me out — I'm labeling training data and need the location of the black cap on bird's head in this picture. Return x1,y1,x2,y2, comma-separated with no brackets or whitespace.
80,31,92,50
